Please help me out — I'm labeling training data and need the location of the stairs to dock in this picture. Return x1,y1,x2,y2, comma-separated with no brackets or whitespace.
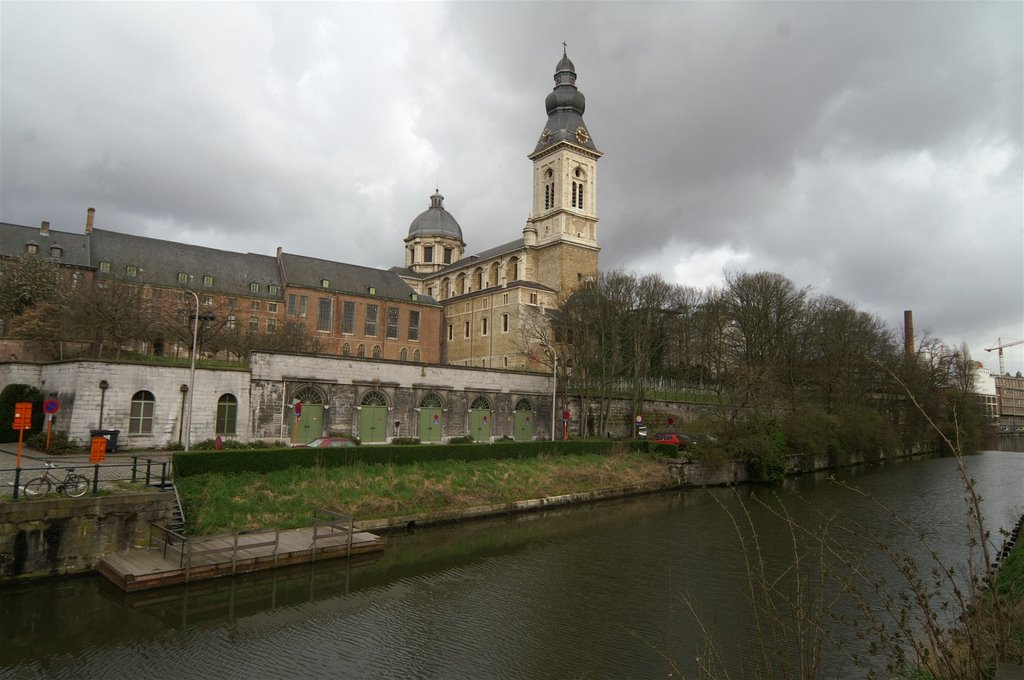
166,484,186,532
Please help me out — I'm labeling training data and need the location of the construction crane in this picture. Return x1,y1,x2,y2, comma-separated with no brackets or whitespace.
985,337,1024,375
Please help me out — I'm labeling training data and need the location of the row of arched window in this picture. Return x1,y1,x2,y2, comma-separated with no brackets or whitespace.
542,167,588,211
352,391,532,411
340,344,422,362
129,391,238,436
435,258,520,299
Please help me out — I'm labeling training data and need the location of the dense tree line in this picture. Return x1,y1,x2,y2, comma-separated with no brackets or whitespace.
547,270,981,461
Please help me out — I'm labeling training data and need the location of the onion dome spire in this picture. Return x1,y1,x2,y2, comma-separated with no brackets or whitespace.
532,44,599,156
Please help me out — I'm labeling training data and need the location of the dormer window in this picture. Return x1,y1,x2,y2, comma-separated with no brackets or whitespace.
249,282,260,293
25,242,39,255
177,271,189,284
99,261,112,273
203,275,214,288
50,245,63,258
126,264,138,277
320,278,330,289
268,283,279,296
368,286,376,295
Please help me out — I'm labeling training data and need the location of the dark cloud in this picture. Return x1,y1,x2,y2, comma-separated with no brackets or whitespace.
1,1,1021,374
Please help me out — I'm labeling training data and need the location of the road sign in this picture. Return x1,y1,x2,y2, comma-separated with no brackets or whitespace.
294,401,302,416
635,415,643,424
43,399,60,414
12,402,32,430
562,410,571,422
667,417,674,426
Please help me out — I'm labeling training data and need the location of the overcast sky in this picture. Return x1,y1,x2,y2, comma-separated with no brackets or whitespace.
2,2,1021,376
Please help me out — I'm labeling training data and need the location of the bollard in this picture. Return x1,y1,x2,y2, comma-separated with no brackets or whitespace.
92,464,100,495
12,468,21,501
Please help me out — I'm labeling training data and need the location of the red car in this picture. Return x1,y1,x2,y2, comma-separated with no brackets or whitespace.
654,433,693,449
301,437,355,448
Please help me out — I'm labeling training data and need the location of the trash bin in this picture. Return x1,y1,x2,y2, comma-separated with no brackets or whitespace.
89,429,120,452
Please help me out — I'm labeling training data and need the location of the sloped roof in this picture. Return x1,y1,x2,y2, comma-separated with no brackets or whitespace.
0,222,92,268
89,229,281,298
280,251,439,305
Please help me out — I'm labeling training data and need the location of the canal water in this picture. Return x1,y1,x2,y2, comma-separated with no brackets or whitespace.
1,451,1021,679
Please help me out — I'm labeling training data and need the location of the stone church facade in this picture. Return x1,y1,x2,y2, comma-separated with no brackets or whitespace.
392,50,601,370
0,51,600,374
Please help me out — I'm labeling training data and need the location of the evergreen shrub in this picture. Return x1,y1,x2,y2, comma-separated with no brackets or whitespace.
0,384,44,443
782,406,839,466
728,414,788,482
833,405,899,462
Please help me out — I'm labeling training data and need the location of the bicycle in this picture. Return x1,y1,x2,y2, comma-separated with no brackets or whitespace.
23,462,91,498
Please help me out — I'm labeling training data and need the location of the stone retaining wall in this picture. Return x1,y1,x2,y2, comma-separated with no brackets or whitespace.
0,492,173,582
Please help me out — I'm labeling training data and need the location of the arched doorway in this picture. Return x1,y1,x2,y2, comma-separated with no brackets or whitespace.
290,386,325,445
469,395,492,442
418,393,444,443
359,390,389,443
513,397,535,441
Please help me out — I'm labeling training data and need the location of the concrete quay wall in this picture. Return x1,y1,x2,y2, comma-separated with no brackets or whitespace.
0,492,173,582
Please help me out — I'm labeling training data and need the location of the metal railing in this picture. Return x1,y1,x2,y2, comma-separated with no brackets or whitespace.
145,507,355,583
311,507,354,563
150,522,281,582
2,457,171,500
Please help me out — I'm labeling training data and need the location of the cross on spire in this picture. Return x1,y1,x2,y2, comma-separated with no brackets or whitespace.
562,41,567,55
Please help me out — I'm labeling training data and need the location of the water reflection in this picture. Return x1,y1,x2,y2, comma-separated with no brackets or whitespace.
1,452,1021,679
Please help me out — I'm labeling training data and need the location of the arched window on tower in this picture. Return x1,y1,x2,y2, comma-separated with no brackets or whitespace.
574,167,586,210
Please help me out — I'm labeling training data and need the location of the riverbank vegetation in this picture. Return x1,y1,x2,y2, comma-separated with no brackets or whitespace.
176,448,668,534
685,380,1022,679
539,270,984,459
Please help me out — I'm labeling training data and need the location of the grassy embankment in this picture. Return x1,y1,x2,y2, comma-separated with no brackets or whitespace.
176,449,670,535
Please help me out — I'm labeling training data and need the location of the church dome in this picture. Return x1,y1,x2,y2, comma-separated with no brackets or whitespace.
407,191,463,241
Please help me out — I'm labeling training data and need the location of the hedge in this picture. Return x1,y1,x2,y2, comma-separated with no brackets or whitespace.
173,439,635,477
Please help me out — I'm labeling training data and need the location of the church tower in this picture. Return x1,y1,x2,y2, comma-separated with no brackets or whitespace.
524,48,601,294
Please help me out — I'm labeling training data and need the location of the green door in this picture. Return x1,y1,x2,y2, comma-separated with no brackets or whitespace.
360,406,388,443
469,409,491,442
293,404,324,445
419,408,443,442
513,410,535,441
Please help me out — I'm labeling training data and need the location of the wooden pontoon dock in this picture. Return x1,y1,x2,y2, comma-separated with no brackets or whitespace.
98,508,384,592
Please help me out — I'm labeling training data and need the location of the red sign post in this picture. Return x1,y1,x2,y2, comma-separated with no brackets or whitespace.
90,437,107,463
43,400,60,450
290,401,302,446
12,402,32,468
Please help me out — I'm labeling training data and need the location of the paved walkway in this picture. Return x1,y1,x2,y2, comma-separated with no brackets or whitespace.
0,443,176,497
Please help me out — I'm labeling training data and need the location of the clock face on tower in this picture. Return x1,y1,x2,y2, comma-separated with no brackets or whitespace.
539,128,552,145
575,126,590,144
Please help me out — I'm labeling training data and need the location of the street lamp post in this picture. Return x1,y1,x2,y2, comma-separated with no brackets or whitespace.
184,289,200,452
551,354,558,441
